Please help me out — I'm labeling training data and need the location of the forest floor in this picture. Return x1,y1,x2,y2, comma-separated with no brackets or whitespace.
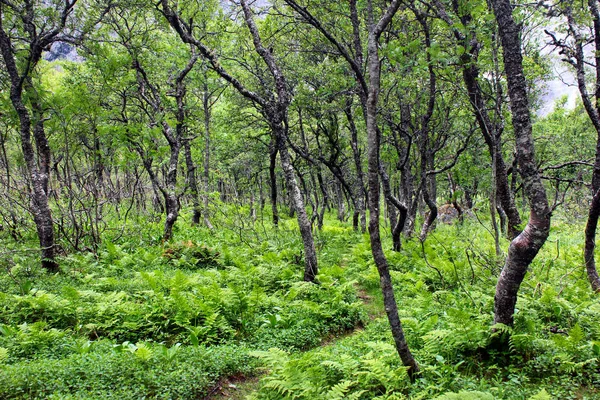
1,211,600,399
207,255,385,400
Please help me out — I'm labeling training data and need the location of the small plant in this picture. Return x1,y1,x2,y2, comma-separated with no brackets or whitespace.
162,241,222,269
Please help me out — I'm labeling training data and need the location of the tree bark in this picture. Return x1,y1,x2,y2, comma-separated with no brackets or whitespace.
365,0,419,377
269,137,280,228
491,0,551,326
461,58,522,239
0,18,58,271
585,189,600,291
435,0,522,239
380,162,408,251
275,124,318,281
551,1,600,291
183,139,201,225
344,103,367,232
162,130,181,241
238,0,318,281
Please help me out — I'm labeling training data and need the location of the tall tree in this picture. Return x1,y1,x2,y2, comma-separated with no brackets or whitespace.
546,0,600,291
0,0,107,269
159,0,319,282
283,0,419,376
364,0,419,377
434,0,523,239
490,0,551,327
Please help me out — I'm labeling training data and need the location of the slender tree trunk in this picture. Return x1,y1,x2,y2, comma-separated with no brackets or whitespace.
380,163,408,251
176,69,200,226
419,183,438,241
274,124,318,282
561,1,600,291
402,160,418,237
435,1,522,239
316,170,327,230
335,181,346,221
269,139,279,228
365,1,419,377
490,145,502,257
184,140,201,225
162,135,181,241
345,105,367,232
462,61,522,239
419,151,437,241
585,189,600,291
202,89,214,229
3,84,58,270
491,0,551,326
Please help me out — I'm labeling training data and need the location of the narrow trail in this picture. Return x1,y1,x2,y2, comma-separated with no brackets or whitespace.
206,255,384,400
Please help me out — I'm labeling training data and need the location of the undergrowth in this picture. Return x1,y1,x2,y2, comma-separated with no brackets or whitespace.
0,206,364,399
1,206,599,399
250,215,600,400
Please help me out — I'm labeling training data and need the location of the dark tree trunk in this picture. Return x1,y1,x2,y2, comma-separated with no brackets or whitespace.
419,183,438,241
0,29,58,271
365,0,419,377
269,139,279,228
163,192,179,241
491,0,551,326
585,189,600,291
335,182,346,222
402,159,418,237
447,173,463,223
462,62,522,239
162,132,181,241
550,1,600,291
380,163,408,251
176,64,201,227
585,0,600,290
202,87,214,229
316,170,328,230
345,104,367,232
184,140,201,225
436,1,522,239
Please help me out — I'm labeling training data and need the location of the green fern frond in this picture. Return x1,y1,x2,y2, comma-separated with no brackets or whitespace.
325,380,356,399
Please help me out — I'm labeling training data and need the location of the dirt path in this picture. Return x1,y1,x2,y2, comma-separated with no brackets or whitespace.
206,276,382,400
204,375,261,400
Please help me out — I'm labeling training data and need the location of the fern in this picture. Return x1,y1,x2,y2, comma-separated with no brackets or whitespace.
133,342,153,362
325,380,356,399
510,333,534,353
0,347,8,363
568,324,585,345
528,389,552,400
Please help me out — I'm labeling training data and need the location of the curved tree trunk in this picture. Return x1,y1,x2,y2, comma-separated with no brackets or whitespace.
462,63,522,239
585,189,600,291
380,163,408,251
365,0,419,377
419,183,438,242
491,0,551,326
0,51,58,271
275,125,318,282
435,1,522,239
560,1,600,292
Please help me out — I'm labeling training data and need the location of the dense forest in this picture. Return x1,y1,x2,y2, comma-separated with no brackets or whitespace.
1,0,600,398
